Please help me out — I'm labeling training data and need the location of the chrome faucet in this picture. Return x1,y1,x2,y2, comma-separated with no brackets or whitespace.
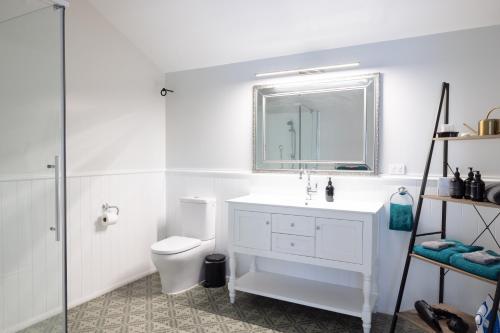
304,171,318,200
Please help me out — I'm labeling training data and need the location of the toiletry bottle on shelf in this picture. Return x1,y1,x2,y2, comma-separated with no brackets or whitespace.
449,167,465,199
471,171,486,202
325,177,334,202
464,167,474,199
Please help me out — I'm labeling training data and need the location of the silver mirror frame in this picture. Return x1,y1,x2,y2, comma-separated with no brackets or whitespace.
252,73,380,175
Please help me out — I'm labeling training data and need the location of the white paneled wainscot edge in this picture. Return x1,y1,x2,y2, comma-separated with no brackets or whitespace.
227,195,383,333
0,170,166,333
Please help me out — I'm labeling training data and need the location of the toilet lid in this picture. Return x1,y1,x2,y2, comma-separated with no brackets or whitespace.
151,236,202,255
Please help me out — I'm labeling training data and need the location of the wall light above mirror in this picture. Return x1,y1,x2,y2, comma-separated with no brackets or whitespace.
253,73,380,174
255,62,360,78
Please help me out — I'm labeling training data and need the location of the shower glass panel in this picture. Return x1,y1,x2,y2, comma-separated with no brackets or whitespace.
0,5,66,333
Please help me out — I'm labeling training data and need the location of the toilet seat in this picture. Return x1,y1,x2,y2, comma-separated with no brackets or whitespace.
151,236,202,255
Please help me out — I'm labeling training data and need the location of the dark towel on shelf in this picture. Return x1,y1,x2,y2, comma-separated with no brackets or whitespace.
450,250,500,281
413,240,483,264
486,183,500,205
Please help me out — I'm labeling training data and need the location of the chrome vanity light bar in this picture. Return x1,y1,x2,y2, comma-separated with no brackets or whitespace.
255,62,360,78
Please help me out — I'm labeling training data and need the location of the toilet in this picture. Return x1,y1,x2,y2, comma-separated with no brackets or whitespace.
151,197,216,294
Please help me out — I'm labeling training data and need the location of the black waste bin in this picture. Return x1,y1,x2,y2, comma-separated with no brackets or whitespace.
203,254,226,288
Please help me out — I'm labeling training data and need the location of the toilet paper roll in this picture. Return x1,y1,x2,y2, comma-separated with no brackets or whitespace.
101,211,118,226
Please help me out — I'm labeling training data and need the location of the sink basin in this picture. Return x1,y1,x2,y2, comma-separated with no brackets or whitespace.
226,194,384,214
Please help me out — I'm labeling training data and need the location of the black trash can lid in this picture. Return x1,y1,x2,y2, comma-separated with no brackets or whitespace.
205,253,226,263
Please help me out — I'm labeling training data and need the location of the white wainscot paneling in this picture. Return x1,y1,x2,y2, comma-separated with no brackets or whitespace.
0,170,166,332
66,171,166,307
165,170,498,315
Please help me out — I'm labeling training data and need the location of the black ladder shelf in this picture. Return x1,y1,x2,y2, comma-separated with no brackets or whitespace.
389,82,500,333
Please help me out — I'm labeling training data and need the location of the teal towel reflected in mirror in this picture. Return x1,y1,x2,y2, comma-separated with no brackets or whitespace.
389,203,414,231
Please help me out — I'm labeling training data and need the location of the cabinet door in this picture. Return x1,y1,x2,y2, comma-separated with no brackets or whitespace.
315,218,363,264
233,210,271,250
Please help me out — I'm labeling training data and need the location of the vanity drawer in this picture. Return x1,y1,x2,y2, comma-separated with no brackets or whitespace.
272,233,315,257
272,214,315,236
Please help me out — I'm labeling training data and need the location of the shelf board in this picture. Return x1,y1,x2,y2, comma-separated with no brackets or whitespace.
434,134,500,141
235,271,375,318
421,195,500,209
398,303,476,333
411,253,496,284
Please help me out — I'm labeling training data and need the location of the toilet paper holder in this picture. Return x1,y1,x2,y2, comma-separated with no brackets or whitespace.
102,203,119,215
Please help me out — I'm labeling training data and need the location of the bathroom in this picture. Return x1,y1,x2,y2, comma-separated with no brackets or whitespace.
1,0,500,332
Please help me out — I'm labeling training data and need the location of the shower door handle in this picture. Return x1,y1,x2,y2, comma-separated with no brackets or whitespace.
47,155,61,242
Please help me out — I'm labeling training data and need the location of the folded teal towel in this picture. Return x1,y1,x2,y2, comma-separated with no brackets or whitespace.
413,240,483,264
389,203,413,231
450,250,500,281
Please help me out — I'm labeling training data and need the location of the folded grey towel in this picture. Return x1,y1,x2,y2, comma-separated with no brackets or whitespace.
463,250,500,265
486,183,500,205
421,240,455,250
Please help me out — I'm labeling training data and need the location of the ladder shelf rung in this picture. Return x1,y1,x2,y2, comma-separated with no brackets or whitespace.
410,253,497,285
433,134,500,141
421,195,500,209
416,231,442,237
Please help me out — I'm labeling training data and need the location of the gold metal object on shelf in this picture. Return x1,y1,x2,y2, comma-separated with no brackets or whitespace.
479,106,500,136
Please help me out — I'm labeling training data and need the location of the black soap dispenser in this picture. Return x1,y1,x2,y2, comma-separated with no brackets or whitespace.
464,167,474,199
449,168,465,199
471,171,486,202
325,177,334,202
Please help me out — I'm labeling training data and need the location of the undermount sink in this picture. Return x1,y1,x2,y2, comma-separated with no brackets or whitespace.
226,194,384,214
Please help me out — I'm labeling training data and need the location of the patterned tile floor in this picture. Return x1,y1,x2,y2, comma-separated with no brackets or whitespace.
23,273,425,332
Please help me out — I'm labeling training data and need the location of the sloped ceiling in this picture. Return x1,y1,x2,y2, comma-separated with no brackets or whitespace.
87,0,500,73
0,0,51,23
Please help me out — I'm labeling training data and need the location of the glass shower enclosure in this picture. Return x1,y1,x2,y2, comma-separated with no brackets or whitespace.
0,2,67,333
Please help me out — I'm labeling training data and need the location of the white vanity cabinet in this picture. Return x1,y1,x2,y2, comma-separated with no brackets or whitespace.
227,195,384,333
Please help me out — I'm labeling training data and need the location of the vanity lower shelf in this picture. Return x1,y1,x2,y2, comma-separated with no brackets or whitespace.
235,271,375,318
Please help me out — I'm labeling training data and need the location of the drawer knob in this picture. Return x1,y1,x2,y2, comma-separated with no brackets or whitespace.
266,221,270,225
290,242,295,247
290,223,295,227
316,226,320,230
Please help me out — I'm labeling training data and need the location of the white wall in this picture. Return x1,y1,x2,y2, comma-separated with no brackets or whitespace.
164,25,500,315
165,25,500,176
65,0,166,308
67,0,165,174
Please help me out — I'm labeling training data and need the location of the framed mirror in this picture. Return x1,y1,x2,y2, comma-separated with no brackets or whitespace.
253,73,380,174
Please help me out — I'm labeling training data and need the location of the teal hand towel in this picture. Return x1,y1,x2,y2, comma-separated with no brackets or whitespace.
450,250,500,281
413,240,483,264
389,203,413,231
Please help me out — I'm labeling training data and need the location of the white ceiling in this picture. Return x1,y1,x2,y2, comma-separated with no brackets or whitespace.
0,0,50,23
87,0,500,73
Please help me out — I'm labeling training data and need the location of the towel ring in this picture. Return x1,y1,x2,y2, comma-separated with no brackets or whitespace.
390,186,414,206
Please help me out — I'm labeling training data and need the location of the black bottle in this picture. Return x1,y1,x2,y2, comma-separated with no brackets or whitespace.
325,177,334,202
464,167,474,199
449,168,465,199
470,171,486,202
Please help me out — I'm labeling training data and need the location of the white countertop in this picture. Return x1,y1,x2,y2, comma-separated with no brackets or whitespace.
227,194,384,214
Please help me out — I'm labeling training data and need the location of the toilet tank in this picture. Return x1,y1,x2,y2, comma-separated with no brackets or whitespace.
179,197,216,240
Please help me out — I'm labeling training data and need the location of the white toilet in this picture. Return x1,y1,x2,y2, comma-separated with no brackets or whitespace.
151,197,216,294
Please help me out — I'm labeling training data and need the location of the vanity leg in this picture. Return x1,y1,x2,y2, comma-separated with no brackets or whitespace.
229,252,236,304
362,274,372,333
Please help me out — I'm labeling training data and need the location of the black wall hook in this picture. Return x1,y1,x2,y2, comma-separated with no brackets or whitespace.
161,88,174,96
